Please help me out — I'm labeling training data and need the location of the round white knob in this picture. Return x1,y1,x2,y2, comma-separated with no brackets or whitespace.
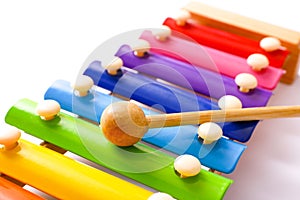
174,154,201,178
71,75,94,96
152,26,171,41
218,95,242,110
104,57,123,76
260,37,281,52
0,126,21,150
36,100,61,120
235,73,258,93
175,9,191,26
148,192,176,200
198,122,223,144
247,53,269,71
131,39,150,57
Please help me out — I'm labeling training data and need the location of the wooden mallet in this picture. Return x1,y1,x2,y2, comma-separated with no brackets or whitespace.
100,101,300,146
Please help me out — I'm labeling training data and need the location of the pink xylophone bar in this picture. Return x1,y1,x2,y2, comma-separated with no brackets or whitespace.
139,30,284,90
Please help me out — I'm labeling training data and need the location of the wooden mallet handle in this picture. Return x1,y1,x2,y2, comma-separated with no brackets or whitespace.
147,105,300,128
101,102,300,146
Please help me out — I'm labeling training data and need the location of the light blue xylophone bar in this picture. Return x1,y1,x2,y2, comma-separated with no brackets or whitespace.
44,79,246,173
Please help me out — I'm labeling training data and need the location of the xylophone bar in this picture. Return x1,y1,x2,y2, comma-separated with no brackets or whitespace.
0,176,44,200
182,1,300,84
140,30,284,90
5,98,233,200
163,18,289,69
44,79,246,173
0,138,152,200
115,45,273,107
84,61,262,142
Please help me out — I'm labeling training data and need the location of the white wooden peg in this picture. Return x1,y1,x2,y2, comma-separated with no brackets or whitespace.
36,100,61,120
71,75,94,96
235,73,258,93
148,192,176,200
218,95,242,110
104,57,123,75
131,39,150,57
152,26,171,41
174,154,201,178
0,126,21,150
247,53,269,71
259,37,282,52
175,9,191,26
198,122,223,144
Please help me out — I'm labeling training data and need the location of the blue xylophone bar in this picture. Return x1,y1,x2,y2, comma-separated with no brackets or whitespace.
84,60,260,142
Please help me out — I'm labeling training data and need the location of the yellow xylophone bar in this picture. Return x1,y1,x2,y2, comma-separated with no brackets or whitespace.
183,1,300,84
0,136,153,200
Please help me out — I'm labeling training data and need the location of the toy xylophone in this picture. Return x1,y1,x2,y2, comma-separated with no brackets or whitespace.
1,1,300,200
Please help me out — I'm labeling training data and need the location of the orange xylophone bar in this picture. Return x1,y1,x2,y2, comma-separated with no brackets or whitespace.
0,176,44,200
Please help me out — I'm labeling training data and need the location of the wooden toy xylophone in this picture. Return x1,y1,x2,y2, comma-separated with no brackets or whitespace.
1,1,300,200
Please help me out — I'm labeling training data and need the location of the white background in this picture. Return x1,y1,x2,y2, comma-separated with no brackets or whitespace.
0,0,300,199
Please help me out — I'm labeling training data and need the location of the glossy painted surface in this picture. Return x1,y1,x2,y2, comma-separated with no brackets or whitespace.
5,98,233,200
140,30,284,90
0,139,152,200
0,177,44,200
115,45,273,107
84,61,262,142
163,18,289,68
44,79,246,173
